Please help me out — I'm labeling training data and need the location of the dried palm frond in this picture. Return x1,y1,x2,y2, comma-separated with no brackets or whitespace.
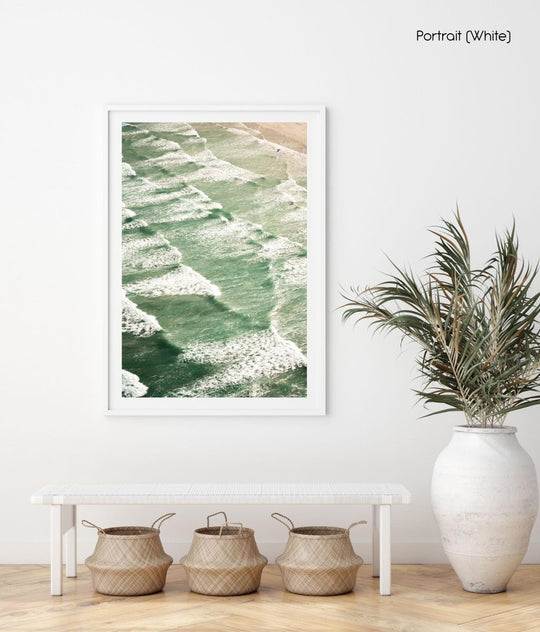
341,212,540,427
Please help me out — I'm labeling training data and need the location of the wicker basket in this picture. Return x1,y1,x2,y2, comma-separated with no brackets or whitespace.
82,513,174,596
272,513,365,596
180,511,267,596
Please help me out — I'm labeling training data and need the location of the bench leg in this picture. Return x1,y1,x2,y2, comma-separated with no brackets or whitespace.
51,506,63,596
372,504,380,577
65,505,77,578
372,504,392,595
50,505,77,595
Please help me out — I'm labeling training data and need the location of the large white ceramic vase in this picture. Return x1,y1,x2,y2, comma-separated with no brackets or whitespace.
431,425,538,593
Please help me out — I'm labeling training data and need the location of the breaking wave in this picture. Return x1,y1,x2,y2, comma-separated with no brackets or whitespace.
122,370,148,397
125,265,221,298
122,294,162,337
174,328,306,397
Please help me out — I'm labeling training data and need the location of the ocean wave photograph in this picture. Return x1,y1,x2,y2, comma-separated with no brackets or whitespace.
121,121,308,399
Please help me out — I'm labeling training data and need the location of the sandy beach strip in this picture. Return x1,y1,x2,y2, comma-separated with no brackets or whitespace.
243,122,307,154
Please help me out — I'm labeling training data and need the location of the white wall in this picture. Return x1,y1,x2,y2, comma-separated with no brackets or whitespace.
2,0,540,564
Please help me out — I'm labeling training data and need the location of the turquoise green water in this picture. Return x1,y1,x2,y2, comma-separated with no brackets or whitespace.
121,122,307,399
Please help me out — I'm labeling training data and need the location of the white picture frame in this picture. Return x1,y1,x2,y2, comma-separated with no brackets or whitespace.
106,105,325,415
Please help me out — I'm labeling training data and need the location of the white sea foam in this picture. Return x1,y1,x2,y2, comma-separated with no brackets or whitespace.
122,234,170,254
180,185,212,201
123,178,221,223
122,369,148,398
122,218,148,231
123,180,206,210
122,234,182,270
254,179,307,213
132,136,182,152
174,328,306,397
128,140,262,187
122,294,162,337
124,265,221,298
152,193,221,216
282,208,308,225
122,162,136,177
181,149,263,184
144,149,196,169
180,129,199,137
139,248,183,269
153,187,222,222
223,125,257,138
129,189,186,207
122,178,159,208
122,206,136,220
182,135,207,148
165,196,221,213
121,125,148,137
258,235,304,260
187,216,265,255
275,258,307,286
144,122,200,136
275,179,307,204
249,181,307,245
154,208,214,223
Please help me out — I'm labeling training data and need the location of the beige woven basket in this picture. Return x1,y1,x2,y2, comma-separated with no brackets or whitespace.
83,513,174,596
180,511,268,596
272,512,365,596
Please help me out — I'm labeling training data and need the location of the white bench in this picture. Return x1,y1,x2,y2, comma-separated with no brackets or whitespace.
31,483,411,596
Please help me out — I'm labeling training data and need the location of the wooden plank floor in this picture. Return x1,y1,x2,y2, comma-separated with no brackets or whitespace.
1,564,540,631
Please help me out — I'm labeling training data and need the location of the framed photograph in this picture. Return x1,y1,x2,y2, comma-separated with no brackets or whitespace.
106,106,325,415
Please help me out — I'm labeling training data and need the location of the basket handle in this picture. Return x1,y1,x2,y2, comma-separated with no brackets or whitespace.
219,522,244,537
347,520,367,533
81,519,104,534
271,512,295,530
151,513,176,531
207,511,228,527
